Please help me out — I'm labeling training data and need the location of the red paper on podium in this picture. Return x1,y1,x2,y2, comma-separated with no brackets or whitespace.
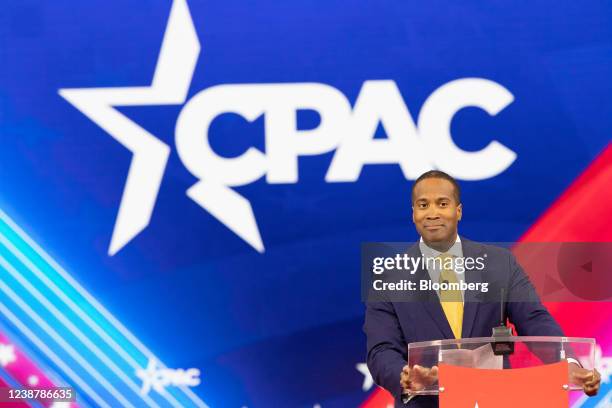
439,360,569,408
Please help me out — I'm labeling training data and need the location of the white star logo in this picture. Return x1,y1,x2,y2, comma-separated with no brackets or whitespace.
0,343,16,367
356,362,374,392
136,358,162,395
59,0,264,255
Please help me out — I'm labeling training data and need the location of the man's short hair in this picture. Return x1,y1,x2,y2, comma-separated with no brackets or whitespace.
411,170,461,204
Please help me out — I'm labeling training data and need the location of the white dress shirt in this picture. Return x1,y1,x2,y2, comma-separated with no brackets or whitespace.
419,234,465,302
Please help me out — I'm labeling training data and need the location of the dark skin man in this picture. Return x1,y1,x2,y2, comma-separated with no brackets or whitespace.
400,176,601,397
412,177,462,253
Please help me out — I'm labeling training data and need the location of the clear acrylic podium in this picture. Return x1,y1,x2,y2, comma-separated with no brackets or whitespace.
406,336,596,396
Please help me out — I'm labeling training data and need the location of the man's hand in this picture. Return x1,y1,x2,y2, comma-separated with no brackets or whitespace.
569,363,601,397
400,364,439,395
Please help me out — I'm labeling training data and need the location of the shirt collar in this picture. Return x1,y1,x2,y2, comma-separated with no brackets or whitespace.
419,234,462,258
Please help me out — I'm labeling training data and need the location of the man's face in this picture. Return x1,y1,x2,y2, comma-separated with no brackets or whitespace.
412,178,462,246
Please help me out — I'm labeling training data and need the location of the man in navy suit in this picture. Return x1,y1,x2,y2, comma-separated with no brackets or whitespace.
364,170,601,407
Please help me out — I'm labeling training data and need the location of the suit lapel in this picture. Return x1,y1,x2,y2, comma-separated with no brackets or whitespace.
422,297,456,339
461,238,483,338
409,244,456,339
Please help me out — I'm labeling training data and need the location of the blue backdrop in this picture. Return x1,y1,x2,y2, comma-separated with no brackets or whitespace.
1,1,611,407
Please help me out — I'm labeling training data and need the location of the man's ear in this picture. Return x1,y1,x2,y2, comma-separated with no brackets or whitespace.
411,205,416,224
457,203,463,221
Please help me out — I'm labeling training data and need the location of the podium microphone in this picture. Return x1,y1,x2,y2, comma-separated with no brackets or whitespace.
491,288,514,355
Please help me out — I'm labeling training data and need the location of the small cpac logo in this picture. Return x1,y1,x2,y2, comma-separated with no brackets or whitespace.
135,358,200,396
60,0,516,255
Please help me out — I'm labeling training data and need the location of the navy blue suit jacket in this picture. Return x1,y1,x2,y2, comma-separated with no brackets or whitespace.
363,238,564,407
